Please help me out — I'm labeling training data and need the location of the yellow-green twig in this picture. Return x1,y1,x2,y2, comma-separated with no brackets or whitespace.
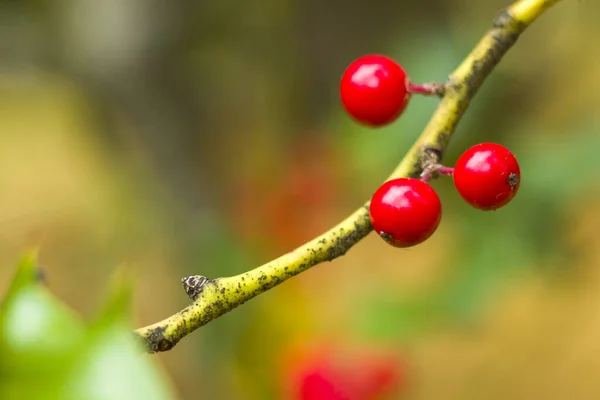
134,0,563,353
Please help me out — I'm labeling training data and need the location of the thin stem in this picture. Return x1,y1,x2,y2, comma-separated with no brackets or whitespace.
407,82,446,97
437,166,455,176
420,164,454,182
134,0,565,353
420,169,434,182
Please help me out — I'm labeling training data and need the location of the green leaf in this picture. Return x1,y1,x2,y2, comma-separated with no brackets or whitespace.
0,253,85,361
0,259,178,400
0,254,86,400
2,250,43,303
0,286,85,359
59,268,177,400
62,325,177,400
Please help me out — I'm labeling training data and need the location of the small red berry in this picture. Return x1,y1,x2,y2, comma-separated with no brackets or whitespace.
453,142,521,210
340,55,410,127
369,178,442,248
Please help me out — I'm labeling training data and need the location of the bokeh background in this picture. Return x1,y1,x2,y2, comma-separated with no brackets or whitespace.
0,0,598,398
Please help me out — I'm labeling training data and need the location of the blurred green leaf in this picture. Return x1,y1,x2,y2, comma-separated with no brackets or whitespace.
63,270,176,400
0,252,85,361
63,326,176,400
2,250,45,302
0,256,177,400
0,253,85,399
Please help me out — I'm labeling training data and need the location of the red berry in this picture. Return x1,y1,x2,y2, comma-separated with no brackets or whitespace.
453,142,521,210
340,55,410,127
369,178,442,248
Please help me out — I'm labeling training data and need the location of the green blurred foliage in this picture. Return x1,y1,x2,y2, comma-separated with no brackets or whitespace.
0,254,176,400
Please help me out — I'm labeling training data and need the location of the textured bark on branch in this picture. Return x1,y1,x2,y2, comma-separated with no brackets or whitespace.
134,0,564,353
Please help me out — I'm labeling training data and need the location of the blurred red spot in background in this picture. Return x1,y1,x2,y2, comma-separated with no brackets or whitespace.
280,340,406,400
229,136,341,254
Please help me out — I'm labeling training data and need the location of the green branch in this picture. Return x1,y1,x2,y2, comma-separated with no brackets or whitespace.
134,0,564,353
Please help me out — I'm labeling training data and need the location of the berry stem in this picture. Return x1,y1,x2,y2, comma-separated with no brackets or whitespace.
420,164,454,182
420,170,434,182
407,82,446,98
437,166,455,176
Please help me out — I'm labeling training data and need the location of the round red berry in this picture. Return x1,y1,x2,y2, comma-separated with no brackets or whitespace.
369,178,442,248
340,55,410,127
453,142,521,210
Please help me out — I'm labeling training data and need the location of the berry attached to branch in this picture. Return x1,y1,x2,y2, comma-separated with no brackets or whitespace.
369,178,442,247
407,82,447,97
340,55,411,127
134,0,563,353
453,142,521,210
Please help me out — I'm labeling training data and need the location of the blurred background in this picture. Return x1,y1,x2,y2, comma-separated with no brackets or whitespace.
0,0,598,398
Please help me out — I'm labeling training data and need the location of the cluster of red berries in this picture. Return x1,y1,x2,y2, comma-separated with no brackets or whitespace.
340,55,521,248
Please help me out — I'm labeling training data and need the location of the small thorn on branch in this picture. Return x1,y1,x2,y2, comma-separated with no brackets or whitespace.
181,275,209,300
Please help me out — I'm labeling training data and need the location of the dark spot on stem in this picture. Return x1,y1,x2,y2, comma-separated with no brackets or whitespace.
145,325,175,353
421,147,444,173
157,339,174,352
423,147,443,163
493,10,513,29
325,214,372,260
